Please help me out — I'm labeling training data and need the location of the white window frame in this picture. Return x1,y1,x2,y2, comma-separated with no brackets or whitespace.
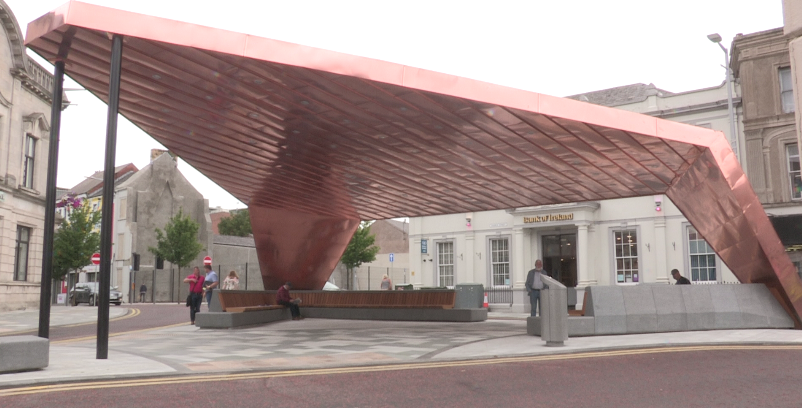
488,236,511,287
787,143,801,200
434,240,455,288
22,134,36,189
682,223,721,283
780,67,795,114
610,226,641,285
14,225,32,281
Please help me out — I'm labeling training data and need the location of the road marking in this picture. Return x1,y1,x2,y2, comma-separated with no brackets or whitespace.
52,320,186,344
3,344,802,396
0,308,139,337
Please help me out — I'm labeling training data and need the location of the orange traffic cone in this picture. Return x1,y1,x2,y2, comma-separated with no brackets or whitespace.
483,292,489,308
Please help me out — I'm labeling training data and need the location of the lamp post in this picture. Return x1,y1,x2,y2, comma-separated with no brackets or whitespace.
708,33,739,161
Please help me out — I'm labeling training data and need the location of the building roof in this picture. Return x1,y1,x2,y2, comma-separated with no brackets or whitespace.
66,163,138,196
382,219,409,234
566,83,674,107
87,170,137,198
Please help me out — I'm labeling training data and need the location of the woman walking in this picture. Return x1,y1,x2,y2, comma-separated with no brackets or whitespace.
183,266,205,325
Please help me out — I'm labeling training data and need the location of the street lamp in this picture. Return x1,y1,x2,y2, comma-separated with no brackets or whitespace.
708,33,740,161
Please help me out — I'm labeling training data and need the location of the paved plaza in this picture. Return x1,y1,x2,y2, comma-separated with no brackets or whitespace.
2,306,802,387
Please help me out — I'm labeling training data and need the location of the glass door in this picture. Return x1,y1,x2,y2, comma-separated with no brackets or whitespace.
541,233,577,287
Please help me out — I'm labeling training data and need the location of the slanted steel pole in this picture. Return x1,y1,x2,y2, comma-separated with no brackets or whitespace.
97,35,123,359
38,60,65,339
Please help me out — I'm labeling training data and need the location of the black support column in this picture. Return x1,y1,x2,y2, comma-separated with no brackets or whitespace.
97,35,123,359
37,60,65,339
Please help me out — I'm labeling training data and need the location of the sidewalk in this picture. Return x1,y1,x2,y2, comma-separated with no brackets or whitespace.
2,308,802,388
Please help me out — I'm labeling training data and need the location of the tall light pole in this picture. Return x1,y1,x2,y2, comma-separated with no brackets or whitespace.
708,33,740,161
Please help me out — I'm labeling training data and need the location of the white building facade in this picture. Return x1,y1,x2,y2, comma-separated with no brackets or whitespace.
409,83,743,313
0,2,63,311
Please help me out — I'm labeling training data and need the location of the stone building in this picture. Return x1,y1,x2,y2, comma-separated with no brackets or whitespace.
731,27,802,267
112,150,212,302
0,1,66,311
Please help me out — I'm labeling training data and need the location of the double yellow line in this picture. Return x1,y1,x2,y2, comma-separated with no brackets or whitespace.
3,344,801,397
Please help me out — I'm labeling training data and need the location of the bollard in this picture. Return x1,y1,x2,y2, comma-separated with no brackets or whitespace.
540,275,568,347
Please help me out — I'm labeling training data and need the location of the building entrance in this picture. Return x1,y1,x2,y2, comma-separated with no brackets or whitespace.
542,233,577,287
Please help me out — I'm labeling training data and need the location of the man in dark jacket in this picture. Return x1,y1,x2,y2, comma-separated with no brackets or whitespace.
277,282,303,320
671,269,691,285
525,259,551,317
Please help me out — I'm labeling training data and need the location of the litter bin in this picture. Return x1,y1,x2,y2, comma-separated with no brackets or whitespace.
455,283,484,309
394,284,414,291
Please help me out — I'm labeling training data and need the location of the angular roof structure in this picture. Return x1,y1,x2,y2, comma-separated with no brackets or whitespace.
25,1,802,326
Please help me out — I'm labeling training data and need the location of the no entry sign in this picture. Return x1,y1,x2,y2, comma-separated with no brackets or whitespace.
203,256,212,266
91,253,101,265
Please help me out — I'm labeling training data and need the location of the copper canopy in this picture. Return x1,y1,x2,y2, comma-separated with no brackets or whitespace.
25,1,802,327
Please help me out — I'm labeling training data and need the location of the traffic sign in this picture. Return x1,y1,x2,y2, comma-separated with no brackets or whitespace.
91,253,101,265
203,256,212,266
389,253,394,262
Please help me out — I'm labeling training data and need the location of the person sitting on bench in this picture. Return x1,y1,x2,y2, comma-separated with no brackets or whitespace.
277,282,303,320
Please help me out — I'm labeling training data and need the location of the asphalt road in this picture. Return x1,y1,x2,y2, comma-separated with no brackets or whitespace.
3,303,193,342
3,347,801,407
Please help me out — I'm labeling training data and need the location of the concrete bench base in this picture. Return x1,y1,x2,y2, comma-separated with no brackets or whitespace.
195,308,290,328
527,316,595,337
301,307,487,322
0,335,49,373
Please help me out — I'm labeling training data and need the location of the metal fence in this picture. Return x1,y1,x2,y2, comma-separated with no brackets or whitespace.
340,266,409,291
129,263,265,304
486,286,513,305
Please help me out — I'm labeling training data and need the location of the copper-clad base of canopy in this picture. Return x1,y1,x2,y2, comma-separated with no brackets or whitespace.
25,1,802,326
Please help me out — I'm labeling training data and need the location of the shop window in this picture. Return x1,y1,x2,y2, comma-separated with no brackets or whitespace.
687,226,716,282
787,144,801,200
14,226,31,281
613,229,638,283
780,67,795,113
436,241,454,287
489,238,510,286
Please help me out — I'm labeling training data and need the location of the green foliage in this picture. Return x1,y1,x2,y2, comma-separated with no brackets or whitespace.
148,208,204,275
53,204,101,281
341,221,379,271
218,209,252,237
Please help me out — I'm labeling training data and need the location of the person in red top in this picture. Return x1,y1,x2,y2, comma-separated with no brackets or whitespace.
183,266,205,325
277,282,302,320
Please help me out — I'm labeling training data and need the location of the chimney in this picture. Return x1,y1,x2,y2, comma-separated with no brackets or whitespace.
150,149,176,162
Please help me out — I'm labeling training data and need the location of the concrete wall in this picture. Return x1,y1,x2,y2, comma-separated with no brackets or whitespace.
585,284,794,334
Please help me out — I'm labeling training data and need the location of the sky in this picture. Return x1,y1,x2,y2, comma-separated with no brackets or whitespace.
9,0,785,210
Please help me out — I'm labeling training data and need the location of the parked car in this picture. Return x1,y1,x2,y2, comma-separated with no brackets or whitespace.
69,282,122,306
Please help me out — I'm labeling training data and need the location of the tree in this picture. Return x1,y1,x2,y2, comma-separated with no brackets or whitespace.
53,195,101,281
148,208,204,278
218,209,252,236
340,221,379,289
